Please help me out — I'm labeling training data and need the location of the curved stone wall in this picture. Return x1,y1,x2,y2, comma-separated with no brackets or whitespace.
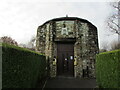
36,17,99,78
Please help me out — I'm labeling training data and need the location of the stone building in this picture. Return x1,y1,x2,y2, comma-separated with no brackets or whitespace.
36,17,99,78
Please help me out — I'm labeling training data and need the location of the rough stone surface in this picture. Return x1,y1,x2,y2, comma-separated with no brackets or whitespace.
36,17,99,78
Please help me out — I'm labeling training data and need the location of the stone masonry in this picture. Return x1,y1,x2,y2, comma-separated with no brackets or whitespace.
36,17,99,78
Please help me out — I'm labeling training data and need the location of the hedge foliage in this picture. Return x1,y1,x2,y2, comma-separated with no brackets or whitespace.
96,49,120,88
2,43,47,88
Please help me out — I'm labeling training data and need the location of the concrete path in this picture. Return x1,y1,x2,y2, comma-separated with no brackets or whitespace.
44,76,97,89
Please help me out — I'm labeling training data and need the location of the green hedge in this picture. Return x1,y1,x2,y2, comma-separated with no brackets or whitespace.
96,49,120,88
2,43,47,88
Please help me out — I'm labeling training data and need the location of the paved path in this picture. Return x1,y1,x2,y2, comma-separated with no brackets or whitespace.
44,76,97,89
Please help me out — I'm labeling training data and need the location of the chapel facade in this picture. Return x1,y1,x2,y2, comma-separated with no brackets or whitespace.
36,17,99,78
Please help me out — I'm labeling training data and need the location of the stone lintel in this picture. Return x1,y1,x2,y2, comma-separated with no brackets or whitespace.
54,38,76,42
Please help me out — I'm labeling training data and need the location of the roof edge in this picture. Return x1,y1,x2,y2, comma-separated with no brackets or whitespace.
39,17,97,28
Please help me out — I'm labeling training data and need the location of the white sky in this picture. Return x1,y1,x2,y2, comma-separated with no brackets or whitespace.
0,0,119,49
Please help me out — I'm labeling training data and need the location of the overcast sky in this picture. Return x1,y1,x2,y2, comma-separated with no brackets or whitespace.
0,0,118,49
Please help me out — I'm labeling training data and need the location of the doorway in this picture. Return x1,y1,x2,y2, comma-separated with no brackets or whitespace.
57,43,74,77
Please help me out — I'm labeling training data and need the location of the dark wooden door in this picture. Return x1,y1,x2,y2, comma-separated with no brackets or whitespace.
57,43,74,77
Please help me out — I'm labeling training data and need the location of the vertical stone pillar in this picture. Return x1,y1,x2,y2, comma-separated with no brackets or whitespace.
48,21,57,77
74,20,83,78
87,24,99,78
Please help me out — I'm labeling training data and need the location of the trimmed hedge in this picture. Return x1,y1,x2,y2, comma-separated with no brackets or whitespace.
2,43,47,88
96,49,120,88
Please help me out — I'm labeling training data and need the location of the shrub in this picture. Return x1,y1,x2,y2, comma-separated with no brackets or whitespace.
96,49,120,88
0,36,18,46
2,43,46,88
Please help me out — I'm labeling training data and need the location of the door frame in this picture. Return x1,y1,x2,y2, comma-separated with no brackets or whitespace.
56,42,75,77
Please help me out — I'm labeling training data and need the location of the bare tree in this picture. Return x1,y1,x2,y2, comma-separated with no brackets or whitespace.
0,36,18,46
18,43,27,48
26,36,36,51
110,40,120,50
107,2,120,35
18,36,36,51
99,41,109,53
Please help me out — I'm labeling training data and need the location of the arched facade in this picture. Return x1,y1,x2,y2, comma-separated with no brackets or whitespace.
36,17,99,78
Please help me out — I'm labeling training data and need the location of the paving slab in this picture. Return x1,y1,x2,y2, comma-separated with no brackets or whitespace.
44,76,97,89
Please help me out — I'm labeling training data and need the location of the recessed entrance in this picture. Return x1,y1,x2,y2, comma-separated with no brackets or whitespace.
57,43,74,77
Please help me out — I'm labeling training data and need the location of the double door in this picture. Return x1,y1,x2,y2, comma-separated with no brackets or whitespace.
57,43,74,77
